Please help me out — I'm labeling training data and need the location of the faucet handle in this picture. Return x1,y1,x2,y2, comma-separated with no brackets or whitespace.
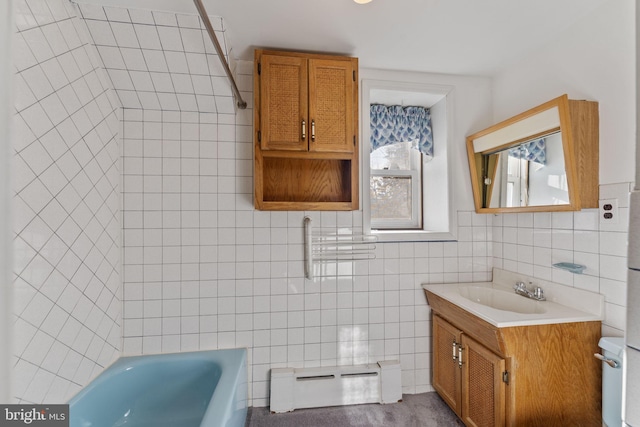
514,281,525,290
534,287,545,300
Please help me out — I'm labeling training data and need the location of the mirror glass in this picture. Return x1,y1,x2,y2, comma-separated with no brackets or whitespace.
483,131,568,208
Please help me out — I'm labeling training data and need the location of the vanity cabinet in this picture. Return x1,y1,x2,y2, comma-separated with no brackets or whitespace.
254,49,359,210
426,291,602,427
433,315,506,427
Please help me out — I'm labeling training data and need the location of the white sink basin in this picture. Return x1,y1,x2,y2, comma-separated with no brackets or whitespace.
422,269,604,327
458,286,546,314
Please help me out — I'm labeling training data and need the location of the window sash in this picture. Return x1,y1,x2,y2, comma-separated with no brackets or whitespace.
370,169,421,229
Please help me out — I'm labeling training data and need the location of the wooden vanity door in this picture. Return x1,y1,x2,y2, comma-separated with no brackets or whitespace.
461,335,506,427
432,315,462,415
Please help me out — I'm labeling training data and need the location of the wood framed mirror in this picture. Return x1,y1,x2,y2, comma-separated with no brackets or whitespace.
466,94,598,213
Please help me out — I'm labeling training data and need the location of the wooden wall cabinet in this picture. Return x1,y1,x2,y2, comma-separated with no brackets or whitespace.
254,49,359,211
426,291,602,427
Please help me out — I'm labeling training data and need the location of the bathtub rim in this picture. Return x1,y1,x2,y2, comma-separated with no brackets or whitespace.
68,347,248,427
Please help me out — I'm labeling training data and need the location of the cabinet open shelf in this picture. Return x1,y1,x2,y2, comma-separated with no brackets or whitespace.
262,158,352,203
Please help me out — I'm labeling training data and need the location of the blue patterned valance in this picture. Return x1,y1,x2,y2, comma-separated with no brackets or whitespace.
370,104,433,160
508,138,547,165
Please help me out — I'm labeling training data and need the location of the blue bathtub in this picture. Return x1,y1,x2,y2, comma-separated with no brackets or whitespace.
69,348,247,427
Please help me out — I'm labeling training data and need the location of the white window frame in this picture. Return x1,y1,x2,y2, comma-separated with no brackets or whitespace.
361,74,457,242
370,144,422,229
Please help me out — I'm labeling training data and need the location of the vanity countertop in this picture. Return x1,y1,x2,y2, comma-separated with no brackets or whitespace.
422,269,604,328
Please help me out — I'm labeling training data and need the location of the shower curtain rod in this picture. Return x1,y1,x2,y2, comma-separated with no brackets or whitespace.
193,0,247,110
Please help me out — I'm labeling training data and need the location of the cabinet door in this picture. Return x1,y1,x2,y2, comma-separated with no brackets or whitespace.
308,58,355,153
259,54,308,151
432,315,462,415
461,335,506,427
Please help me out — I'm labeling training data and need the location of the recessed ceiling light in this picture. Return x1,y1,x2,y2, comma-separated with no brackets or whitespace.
353,0,372,4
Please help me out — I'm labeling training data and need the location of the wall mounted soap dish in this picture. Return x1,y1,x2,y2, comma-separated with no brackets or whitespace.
552,262,586,274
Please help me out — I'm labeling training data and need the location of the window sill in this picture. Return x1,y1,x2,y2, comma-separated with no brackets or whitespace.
371,229,457,243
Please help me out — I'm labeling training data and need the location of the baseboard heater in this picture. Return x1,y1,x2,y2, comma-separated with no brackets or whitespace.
270,361,402,413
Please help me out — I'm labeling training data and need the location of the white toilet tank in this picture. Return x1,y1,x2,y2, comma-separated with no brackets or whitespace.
598,337,624,427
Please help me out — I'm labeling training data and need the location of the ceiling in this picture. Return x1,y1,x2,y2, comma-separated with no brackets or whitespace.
78,0,608,76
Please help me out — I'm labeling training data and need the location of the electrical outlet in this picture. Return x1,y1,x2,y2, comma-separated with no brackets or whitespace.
599,198,619,224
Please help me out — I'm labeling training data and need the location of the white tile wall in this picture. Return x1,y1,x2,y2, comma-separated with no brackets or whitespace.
12,0,121,403
104,3,493,405
77,3,235,114
491,182,632,336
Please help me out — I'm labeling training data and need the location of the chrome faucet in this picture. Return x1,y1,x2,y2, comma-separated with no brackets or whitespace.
513,281,546,301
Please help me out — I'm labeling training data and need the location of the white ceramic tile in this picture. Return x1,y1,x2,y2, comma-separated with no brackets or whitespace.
552,229,574,250
574,209,600,231
21,102,54,140
177,93,198,111
21,65,54,102
176,14,200,29
164,51,189,74
600,183,632,208
532,228,552,248
78,4,107,20
574,230,599,254
57,52,83,84
41,93,71,126
551,211,573,230
604,302,626,331
129,71,155,92
21,140,54,176
41,23,70,56
111,22,140,49
171,73,194,94
211,76,233,96
117,48,146,72
129,9,154,25
133,25,162,50
97,45,125,69
103,6,131,23
533,212,551,228
23,368,56,403
600,255,627,282
156,26,182,51
600,231,627,257
142,50,169,72
86,20,117,46
151,10,177,26
15,0,38,31
58,20,82,50
180,28,205,53
22,27,55,62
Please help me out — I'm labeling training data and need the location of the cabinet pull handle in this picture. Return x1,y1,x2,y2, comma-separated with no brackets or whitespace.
458,345,463,368
452,341,457,361
301,120,306,140
311,120,316,142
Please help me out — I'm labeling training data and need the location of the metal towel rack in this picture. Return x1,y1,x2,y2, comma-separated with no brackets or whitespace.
193,0,247,110
304,216,377,280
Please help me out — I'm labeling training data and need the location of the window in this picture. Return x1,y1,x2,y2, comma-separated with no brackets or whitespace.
505,155,528,207
370,141,422,229
361,77,456,242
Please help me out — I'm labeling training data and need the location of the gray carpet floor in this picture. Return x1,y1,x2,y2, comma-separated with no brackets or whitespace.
245,392,464,427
